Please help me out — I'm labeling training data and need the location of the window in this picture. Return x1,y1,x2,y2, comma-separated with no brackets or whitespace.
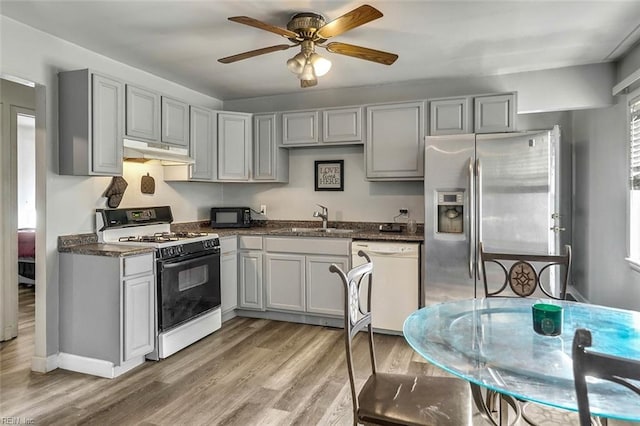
628,89,640,270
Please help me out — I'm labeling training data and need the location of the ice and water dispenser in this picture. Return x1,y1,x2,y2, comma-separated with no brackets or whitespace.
435,190,464,235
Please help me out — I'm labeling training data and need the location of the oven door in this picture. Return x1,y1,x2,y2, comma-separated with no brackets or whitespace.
157,251,221,332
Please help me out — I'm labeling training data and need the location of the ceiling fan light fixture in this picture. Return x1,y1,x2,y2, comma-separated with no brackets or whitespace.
286,52,306,74
299,60,316,81
309,53,331,77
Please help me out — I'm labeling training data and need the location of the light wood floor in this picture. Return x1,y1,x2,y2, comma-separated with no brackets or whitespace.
2,285,477,425
3,287,631,426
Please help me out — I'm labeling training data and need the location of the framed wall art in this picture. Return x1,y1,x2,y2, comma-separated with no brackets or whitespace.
315,160,344,191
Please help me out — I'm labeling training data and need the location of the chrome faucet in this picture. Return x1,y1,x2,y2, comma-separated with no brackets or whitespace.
313,204,329,229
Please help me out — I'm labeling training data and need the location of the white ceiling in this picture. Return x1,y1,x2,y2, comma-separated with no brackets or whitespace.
2,1,640,100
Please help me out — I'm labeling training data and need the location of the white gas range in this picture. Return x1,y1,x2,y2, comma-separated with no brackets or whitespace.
96,206,221,360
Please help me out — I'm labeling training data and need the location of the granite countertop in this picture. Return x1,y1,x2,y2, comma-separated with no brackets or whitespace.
174,220,424,242
58,221,423,256
58,233,156,257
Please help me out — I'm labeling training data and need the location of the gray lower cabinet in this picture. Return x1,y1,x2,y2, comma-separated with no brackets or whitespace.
220,236,238,318
265,253,306,312
366,101,425,180
263,237,349,317
59,69,124,176
238,236,264,310
59,252,155,378
306,256,348,316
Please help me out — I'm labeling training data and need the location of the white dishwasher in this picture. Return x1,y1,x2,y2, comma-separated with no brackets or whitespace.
351,241,420,333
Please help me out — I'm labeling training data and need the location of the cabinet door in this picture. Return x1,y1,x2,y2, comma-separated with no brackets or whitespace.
281,111,319,145
123,274,155,361
253,113,277,180
322,107,362,143
306,256,347,317
92,74,123,175
265,253,306,312
221,251,238,314
429,97,470,135
189,106,216,181
125,85,160,142
218,113,251,180
161,96,189,147
366,102,424,180
474,93,517,133
238,251,263,310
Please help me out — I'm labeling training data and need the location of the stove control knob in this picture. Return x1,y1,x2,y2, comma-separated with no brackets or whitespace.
177,245,184,254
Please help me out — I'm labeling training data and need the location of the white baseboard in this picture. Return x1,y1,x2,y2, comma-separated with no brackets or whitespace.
58,352,145,378
31,353,58,373
567,285,588,303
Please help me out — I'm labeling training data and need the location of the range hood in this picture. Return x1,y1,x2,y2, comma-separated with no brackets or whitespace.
123,139,194,164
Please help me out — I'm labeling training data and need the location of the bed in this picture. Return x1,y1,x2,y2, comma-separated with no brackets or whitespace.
18,228,35,285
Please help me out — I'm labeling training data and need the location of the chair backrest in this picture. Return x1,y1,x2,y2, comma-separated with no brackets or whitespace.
572,328,640,426
330,250,375,421
479,242,572,299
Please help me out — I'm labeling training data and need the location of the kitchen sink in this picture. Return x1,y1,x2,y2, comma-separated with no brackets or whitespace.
278,227,354,234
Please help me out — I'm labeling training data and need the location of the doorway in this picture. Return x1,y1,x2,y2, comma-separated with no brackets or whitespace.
0,76,46,372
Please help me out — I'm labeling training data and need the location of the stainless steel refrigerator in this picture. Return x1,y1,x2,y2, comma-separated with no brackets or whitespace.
423,126,569,305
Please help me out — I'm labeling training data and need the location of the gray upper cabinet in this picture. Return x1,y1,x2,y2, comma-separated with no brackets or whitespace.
253,113,288,182
281,110,319,146
429,97,470,136
474,93,517,133
161,96,189,147
322,107,363,144
366,101,425,180
125,85,160,142
218,112,252,180
59,69,124,176
189,106,217,181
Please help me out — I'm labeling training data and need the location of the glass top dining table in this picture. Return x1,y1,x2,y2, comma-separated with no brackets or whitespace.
403,298,640,422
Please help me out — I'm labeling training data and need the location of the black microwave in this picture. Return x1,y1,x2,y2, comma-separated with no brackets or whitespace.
210,207,251,228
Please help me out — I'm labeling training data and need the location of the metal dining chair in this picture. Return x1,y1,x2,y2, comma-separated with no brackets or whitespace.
479,242,572,299
330,251,472,426
572,328,640,426
479,242,573,425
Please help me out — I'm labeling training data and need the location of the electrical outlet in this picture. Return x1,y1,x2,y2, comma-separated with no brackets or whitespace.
399,208,408,215
260,204,267,215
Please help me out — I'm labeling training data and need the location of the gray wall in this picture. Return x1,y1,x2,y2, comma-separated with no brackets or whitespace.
572,100,640,310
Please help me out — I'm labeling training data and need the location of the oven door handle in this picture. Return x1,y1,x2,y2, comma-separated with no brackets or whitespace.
159,252,219,270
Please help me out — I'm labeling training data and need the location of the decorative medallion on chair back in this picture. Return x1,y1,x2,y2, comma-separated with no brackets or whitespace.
479,242,572,299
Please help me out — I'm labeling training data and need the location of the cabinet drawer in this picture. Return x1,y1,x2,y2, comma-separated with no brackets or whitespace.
239,235,263,250
123,253,154,277
219,235,237,253
264,237,350,256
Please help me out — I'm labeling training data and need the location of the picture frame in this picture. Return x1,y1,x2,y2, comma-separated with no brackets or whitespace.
315,160,344,191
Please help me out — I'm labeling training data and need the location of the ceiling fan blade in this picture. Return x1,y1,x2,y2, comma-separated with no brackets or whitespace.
218,44,293,64
228,16,299,39
325,42,398,65
316,5,383,39
301,78,318,88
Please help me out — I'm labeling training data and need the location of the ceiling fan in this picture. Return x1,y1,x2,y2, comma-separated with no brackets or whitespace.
218,4,398,88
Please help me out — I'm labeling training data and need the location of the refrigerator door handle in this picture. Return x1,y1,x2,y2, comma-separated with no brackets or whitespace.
468,157,474,279
476,158,483,278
